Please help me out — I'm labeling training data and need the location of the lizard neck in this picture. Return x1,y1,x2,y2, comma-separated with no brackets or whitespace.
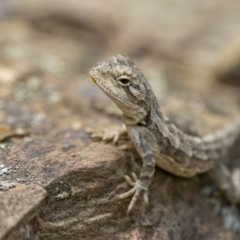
121,104,149,125
121,88,158,125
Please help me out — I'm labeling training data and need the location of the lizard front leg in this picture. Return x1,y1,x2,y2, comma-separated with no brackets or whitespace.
89,124,127,144
115,126,155,212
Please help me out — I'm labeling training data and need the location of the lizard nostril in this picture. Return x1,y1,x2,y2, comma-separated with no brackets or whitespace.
93,62,102,68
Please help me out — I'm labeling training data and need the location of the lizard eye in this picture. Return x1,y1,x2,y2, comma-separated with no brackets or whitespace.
117,76,130,86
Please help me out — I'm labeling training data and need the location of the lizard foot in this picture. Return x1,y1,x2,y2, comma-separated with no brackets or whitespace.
89,125,127,144
114,172,149,213
210,163,240,204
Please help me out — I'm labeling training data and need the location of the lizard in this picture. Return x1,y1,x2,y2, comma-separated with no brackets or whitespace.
89,55,240,213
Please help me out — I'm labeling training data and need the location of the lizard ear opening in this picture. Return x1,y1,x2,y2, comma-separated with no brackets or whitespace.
137,100,144,105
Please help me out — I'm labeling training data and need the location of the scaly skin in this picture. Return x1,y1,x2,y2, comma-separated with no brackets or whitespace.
90,55,240,212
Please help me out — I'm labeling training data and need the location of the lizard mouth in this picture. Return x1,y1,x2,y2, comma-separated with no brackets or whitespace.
90,76,97,83
89,68,134,108
92,76,133,108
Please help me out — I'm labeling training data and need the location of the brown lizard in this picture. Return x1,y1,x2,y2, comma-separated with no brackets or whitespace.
90,55,240,213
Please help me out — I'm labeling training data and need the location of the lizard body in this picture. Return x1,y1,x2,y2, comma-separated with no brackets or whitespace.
90,55,240,212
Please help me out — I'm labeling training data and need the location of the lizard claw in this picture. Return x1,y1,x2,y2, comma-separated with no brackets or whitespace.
114,172,149,213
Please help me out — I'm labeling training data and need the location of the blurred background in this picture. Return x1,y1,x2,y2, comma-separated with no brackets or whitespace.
0,0,240,132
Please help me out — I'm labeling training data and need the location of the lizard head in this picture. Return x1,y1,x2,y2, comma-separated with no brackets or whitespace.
90,55,154,124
